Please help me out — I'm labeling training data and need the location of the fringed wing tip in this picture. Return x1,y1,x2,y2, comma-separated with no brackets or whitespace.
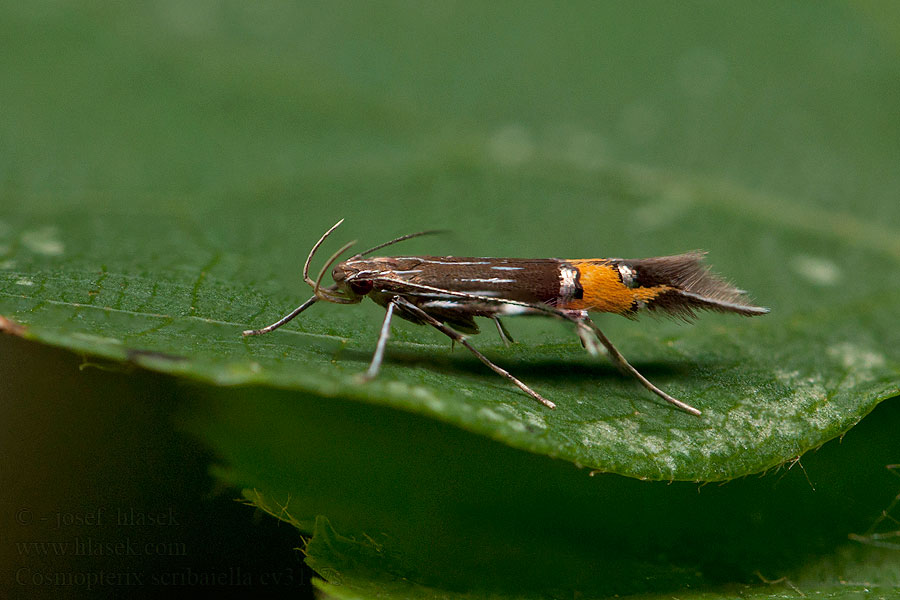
622,252,768,319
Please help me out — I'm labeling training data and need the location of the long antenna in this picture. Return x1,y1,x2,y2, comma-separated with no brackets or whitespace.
356,229,447,257
313,239,358,304
303,219,345,288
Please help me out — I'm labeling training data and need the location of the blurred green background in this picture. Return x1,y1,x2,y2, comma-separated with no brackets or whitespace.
3,2,899,598
5,2,899,218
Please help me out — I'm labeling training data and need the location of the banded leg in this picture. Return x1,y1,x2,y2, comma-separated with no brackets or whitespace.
576,315,702,417
361,299,397,380
392,296,556,409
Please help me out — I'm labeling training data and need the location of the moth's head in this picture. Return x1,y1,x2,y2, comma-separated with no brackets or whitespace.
330,260,375,300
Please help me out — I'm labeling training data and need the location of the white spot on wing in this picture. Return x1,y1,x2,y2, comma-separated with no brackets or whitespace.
459,277,515,284
491,266,524,271
415,259,491,265
559,266,578,302
617,265,636,288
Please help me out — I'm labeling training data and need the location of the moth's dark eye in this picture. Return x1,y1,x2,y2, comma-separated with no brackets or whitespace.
349,280,374,296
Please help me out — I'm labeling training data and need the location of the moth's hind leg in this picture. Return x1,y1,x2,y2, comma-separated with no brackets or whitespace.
567,313,702,417
391,296,555,409
493,317,515,346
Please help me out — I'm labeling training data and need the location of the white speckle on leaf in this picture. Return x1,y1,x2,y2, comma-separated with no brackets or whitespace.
827,342,886,371
805,400,845,431
523,410,547,431
581,419,685,477
387,381,441,405
386,381,406,395
506,419,528,433
71,332,123,345
488,403,544,433
488,125,535,166
790,255,840,286
580,419,619,448
827,342,886,387
412,387,445,412
15,277,34,286
775,369,827,404
477,406,504,422
22,227,64,256
770,368,836,430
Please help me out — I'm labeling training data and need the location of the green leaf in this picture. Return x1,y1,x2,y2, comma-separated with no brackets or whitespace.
182,386,900,598
2,2,898,482
2,163,898,481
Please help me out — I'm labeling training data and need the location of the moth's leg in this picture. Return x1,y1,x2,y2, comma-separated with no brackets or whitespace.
557,310,604,358
242,295,318,337
493,317,515,346
573,314,702,417
360,299,397,380
393,296,555,409
572,317,604,359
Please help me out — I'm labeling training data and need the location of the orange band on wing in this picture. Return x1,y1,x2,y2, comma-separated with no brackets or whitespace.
563,260,667,313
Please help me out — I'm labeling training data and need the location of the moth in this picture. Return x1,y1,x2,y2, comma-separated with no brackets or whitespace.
243,220,768,416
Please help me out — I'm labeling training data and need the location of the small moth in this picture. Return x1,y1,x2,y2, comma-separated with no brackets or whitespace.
243,219,768,416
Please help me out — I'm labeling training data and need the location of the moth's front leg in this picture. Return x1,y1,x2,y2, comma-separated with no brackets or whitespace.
359,298,398,381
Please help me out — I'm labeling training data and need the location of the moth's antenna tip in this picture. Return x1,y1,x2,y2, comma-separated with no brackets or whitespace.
242,329,260,337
